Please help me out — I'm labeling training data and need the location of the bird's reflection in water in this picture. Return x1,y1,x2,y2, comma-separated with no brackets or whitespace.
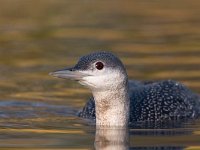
94,123,192,150
95,126,129,150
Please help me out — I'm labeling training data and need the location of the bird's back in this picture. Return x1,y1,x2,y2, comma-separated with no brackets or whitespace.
78,80,200,124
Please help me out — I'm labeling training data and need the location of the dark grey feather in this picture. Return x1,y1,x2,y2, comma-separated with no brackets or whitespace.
78,80,200,124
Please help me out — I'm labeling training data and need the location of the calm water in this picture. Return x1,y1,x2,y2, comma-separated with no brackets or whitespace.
0,0,200,149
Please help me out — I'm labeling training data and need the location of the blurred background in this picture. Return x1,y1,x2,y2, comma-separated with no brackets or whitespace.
0,0,200,149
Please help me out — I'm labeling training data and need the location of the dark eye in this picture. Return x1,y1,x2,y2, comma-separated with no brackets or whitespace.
95,62,104,70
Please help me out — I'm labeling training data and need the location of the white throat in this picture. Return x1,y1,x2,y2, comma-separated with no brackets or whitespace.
92,82,130,127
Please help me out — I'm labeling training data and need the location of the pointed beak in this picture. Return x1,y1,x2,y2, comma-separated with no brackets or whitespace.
49,68,90,81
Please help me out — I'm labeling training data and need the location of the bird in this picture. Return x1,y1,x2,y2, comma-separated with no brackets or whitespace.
50,51,200,127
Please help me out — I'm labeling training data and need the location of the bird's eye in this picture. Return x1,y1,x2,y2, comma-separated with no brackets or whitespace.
95,62,104,70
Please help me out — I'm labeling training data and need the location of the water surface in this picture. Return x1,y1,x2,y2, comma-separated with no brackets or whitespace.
0,0,200,149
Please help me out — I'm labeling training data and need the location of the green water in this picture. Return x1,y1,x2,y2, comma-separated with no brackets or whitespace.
0,0,200,149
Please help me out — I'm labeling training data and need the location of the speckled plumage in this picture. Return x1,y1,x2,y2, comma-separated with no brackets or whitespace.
50,51,200,126
78,80,200,124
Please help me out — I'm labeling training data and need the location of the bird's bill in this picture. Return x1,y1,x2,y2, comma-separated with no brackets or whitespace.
49,68,90,80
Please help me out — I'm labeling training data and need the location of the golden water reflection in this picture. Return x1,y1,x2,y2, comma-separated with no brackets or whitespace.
0,0,200,149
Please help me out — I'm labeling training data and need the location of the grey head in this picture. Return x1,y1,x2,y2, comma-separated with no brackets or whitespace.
50,51,128,92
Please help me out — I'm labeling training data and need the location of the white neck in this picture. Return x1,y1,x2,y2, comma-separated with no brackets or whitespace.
92,83,130,127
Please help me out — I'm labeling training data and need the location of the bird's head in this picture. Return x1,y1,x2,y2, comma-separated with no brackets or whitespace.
50,51,128,92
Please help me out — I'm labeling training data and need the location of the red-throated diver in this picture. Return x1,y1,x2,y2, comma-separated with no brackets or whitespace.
50,51,200,127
